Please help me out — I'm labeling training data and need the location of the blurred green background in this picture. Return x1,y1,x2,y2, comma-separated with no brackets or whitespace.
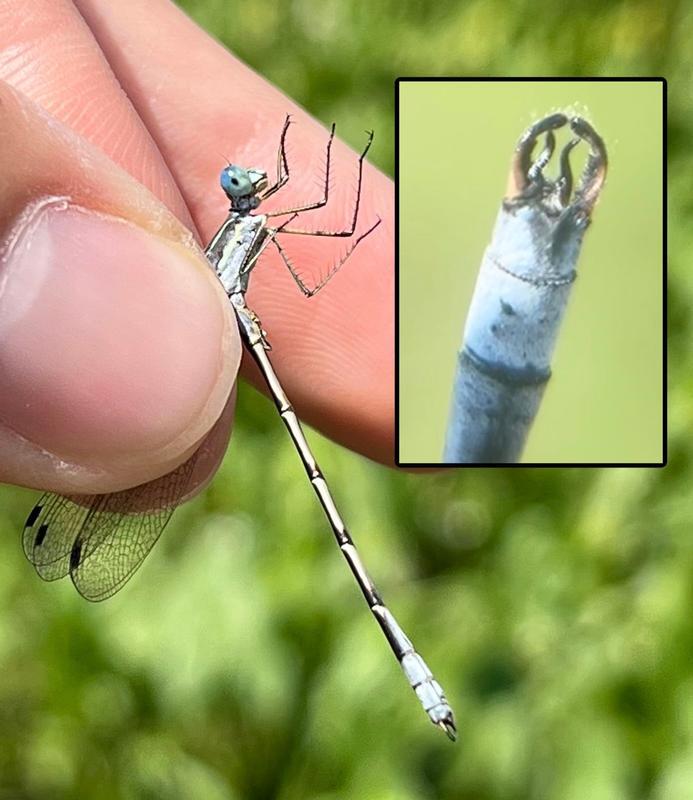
0,2,689,800
399,80,663,464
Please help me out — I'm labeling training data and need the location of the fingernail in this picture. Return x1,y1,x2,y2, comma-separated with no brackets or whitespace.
0,198,238,471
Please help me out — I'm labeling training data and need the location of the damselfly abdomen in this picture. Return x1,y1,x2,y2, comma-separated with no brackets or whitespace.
444,113,607,464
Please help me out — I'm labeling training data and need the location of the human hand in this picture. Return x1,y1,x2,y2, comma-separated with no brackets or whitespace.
0,0,393,497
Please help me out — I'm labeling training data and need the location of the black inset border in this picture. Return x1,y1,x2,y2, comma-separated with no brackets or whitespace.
394,76,667,469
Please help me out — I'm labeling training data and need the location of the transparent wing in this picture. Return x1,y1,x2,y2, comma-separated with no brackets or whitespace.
23,493,104,580
22,452,198,601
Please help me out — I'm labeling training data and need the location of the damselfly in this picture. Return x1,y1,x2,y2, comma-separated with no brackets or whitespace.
443,113,607,463
22,116,457,740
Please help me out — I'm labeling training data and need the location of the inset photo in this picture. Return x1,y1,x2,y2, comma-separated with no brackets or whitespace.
396,78,665,466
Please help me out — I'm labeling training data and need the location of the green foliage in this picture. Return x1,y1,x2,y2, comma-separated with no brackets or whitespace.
1,2,684,798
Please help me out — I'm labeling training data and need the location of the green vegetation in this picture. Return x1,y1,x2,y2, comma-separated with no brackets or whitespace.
0,2,684,798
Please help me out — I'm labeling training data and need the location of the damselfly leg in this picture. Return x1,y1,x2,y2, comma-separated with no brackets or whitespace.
260,114,292,200
261,118,381,296
263,119,336,214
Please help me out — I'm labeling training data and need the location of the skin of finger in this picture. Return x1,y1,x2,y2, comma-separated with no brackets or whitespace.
0,82,239,493
0,0,194,229
74,0,396,466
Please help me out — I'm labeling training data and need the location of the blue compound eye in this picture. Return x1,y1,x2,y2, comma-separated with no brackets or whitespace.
220,166,253,198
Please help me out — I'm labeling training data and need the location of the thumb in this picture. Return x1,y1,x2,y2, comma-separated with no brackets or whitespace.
0,82,239,494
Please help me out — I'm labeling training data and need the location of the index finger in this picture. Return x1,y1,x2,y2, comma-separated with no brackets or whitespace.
75,0,395,465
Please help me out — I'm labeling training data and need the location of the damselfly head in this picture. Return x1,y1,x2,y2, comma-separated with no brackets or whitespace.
220,165,268,206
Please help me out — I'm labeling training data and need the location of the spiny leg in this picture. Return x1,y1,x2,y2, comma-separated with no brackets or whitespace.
261,115,293,201
265,123,337,216
271,216,381,297
275,130,375,238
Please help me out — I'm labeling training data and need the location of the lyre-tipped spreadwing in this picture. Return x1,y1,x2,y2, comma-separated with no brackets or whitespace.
22,116,457,740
